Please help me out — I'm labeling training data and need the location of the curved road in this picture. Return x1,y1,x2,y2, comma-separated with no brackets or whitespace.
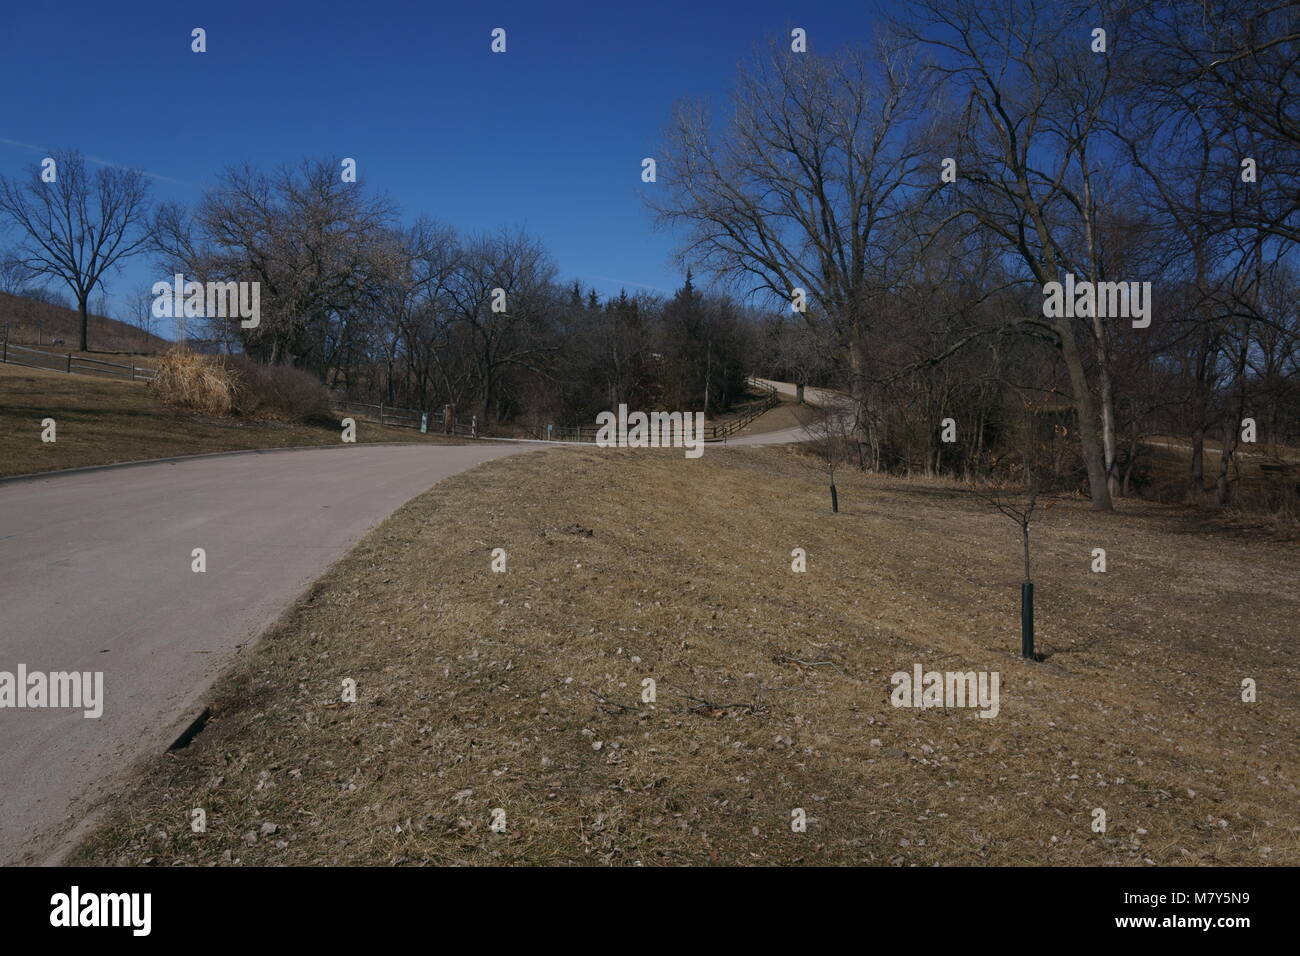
726,379,846,445
0,390,826,864
0,442,528,864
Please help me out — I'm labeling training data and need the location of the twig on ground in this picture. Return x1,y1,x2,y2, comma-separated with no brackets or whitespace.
587,688,636,714
679,693,767,716
772,652,851,679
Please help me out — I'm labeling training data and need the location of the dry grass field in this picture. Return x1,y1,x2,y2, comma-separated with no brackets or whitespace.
1136,435,1300,526
0,363,459,478
71,441,1299,866
1,290,169,353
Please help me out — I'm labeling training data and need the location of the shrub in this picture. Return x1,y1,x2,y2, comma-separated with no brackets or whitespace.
149,350,333,423
149,348,239,416
222,355,333,423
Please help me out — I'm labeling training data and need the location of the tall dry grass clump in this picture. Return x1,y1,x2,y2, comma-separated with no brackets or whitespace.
149,348,240,416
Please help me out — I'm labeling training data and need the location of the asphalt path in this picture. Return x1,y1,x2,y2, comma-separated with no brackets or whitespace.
0,442,529,863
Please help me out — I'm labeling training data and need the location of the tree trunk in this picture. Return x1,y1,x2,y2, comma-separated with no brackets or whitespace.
1216,334,1250,507
1081,162,1120,499
1189,425,1206,503
77,294,90,352
866,411,881,471
1054,317,1114,511
1215,418,1237,507
1097,359,1119,497
847,320,871,448
1021,521,1031,582
703,336,712,416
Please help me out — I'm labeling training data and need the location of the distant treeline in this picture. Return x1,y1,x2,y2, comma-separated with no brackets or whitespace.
148,163,789,425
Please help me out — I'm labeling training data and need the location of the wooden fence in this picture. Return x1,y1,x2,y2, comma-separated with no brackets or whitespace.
331,399,479,437
330,378,781,444
1,331,156,382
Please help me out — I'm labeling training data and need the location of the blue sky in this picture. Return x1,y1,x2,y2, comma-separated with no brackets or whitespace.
0,0,885,320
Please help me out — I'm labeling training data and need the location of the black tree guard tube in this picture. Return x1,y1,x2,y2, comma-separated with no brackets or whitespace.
1021,581,1035,659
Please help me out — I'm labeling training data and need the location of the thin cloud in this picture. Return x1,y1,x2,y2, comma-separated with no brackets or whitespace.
0,137,191,186
587,274,672,294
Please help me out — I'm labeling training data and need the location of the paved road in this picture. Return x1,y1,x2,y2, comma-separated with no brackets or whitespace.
0,442,528,864
726,379,848,445
725,421,817,445
750,378,845,409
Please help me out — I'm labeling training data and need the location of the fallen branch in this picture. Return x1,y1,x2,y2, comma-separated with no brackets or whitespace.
588,689,636,714
772,653,851,679
679,693,766,717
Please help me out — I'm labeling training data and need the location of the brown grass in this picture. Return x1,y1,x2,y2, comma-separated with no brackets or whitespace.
0,362,460,479
727,399,822,437
0,289,169,353
1136,438,1300,531
70,443,1299,866
149,348,238,416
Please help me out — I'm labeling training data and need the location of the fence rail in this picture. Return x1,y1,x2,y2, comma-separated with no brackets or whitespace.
332,400,421,428
1,333,156,382
512,379,781,444
710,378,781,440
331,399,480,437
331,378,782,444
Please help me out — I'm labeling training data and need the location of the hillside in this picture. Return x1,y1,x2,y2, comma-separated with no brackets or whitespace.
0,362,461,478
0,289,169,354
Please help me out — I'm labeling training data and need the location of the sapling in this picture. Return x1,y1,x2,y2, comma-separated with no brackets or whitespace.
975,453,1045,661
809,398,853,512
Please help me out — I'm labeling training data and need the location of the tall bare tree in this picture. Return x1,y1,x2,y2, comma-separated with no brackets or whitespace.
154,159,397,369
441,229,559,422
0,253,33,295
650,39,929,448
0,151,151,351
1116,0,1299,500
900,0,1122,509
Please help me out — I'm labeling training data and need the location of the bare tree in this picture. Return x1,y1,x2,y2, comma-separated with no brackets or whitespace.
650,39,929,448
0,253,33,295
0,151,152,351
129,283,159,350
1115,0,1300,503
973,401,1045,659
377,220,464,408
154,159,396,369
900,0,1120,510
441,229,559,422
807,394,857,512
